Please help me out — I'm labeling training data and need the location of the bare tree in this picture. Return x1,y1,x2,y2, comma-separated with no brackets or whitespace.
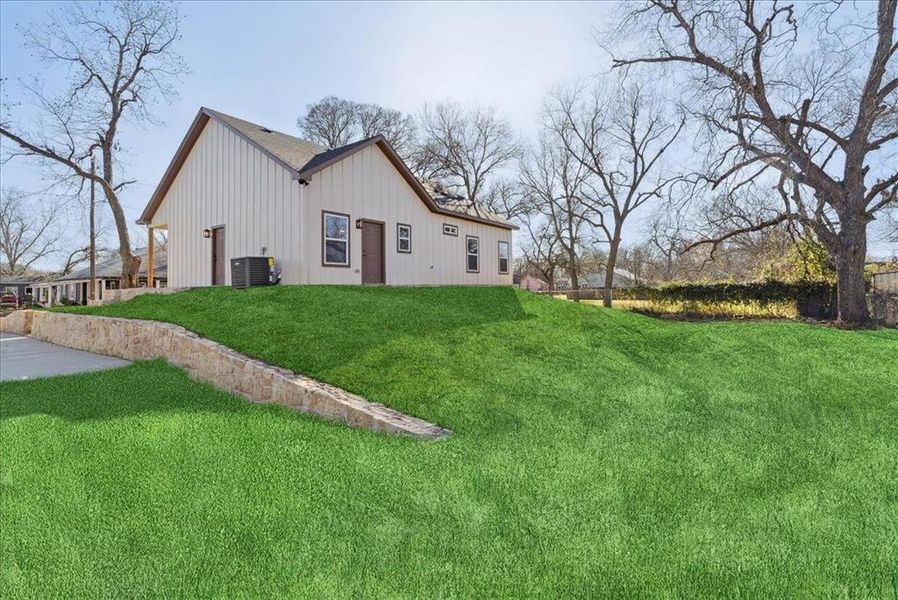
548,79,685,306
615,244,650,286
0,1,187,287
416,102,521,204
885,209,898,245
56,245,91,276
647,203,691,282
0,189,59,276
519,217,566,290
298,96,362,150
298,96,417,157
356,102,417,158
519,132,593,293
479,180,531,222
611,0,898,323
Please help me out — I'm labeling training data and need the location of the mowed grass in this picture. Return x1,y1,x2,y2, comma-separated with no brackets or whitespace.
3,286,897,597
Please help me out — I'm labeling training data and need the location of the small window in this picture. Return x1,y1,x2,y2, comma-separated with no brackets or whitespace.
322,211,350,266
443,223,458,236
466,235,480,273
498,240,509,274
397,223,412,253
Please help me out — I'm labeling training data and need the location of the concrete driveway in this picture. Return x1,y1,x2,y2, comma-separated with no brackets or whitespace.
0,332,130,382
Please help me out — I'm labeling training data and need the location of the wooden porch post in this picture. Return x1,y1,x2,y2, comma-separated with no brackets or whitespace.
147,226,155,288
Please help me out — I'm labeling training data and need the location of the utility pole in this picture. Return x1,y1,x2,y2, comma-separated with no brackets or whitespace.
89,154,96,302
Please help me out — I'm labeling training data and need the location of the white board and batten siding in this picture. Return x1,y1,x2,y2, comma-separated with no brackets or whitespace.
151,121,513,287
303,144,512,286
152,119,302,288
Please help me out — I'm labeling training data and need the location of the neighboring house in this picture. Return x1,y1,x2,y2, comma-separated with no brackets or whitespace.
553,269,635,291
32,248,167,306
519,274,550,292
137,108,515,288
0,278,37,305
579,269,636,289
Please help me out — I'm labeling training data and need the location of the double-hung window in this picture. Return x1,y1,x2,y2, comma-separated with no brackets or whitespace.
322,211,350,266
397,223,412,253
466,235,480,273
498,240,509,274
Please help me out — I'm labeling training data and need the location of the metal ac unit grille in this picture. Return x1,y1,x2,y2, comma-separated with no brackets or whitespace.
231,257,275,288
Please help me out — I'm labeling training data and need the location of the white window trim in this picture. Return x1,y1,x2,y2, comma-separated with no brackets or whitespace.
397,223,412,254
322,211,350,267
443,223,459,237
498,240,509,274
466,235,480,273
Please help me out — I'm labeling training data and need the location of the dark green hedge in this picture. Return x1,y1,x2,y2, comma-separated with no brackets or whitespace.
613,281,838,318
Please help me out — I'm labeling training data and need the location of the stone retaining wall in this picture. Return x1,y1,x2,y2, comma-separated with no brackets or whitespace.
89,286,183,306
0,309,32,335
2,310,449,440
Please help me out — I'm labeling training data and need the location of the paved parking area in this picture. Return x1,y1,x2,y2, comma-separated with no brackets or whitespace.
0,332,130,382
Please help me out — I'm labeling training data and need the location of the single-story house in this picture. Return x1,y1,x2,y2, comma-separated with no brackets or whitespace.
32,248,167,306
137,108,515,288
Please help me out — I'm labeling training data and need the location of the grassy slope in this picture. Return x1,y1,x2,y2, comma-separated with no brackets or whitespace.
3,286,897,597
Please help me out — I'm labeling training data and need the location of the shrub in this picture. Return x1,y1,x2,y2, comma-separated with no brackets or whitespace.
612,281,837,319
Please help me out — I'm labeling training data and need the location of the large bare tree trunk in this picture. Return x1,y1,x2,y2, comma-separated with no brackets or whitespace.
603,236,621,308
101,143,139,287
832,217,870,324
568,246,580,301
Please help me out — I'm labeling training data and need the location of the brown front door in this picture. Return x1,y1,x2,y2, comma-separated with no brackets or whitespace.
361,221,385,284
212,226,226,285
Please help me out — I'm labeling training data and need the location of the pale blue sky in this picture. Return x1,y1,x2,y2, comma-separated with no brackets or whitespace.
1,1,611,232
1,1,894,259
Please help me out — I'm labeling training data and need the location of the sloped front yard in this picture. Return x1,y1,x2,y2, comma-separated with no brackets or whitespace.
3,287,897,596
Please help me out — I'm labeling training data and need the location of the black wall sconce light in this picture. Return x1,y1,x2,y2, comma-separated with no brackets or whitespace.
202,228,211,238
355,219,363,229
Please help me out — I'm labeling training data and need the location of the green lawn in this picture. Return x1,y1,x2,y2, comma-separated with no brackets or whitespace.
3,286,898,597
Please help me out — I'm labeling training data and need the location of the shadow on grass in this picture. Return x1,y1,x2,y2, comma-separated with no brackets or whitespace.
0,360,247,422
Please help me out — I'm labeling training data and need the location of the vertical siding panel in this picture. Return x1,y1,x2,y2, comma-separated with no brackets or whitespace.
239,135,247,261
275,169,282,262
224,129,232,264
247,148,255,261
266,159,274,255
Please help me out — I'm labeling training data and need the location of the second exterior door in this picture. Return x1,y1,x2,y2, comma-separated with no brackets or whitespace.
361,221,385,284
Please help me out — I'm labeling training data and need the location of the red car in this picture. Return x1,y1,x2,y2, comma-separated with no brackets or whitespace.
0,291,19,309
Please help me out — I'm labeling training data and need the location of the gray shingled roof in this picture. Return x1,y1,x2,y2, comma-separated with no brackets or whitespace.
298,137,374,174
204,108,327,172
56,247,167,282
